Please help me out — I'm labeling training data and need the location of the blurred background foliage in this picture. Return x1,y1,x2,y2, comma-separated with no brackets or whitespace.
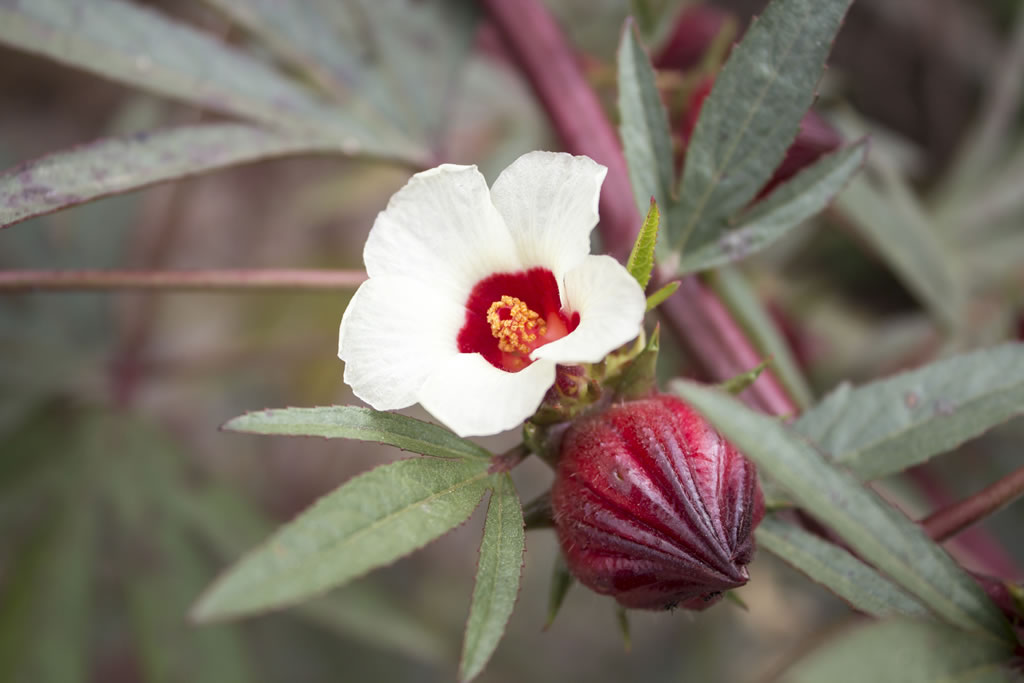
1,0,1023,681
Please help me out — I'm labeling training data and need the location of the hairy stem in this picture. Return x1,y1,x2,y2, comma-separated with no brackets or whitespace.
481,0,797,416
0,269,367,291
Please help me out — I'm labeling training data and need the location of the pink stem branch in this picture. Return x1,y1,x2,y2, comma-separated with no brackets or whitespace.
922,464,1024,546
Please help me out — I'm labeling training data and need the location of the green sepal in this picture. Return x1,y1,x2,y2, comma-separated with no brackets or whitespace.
544,552,574,630
610,325,661,400
724,591,749,611
717,359,770,395
615,606,631,652
645,280,680,311
626,198,660,290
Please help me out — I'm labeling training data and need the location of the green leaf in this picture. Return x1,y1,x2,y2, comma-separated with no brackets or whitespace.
0,0,421,160
201,0,478,145
676,141,867,273
459,475,525,683
191,457,492,621
544,552,575,629
626,199,661,290
671,0,853,253
0,124,350,230
707,266,814,409
223,405,492,461
833,167,964,329
670,380,1012,642
645,281,680,311
756,516,931,619
794,343,1024,482
178,488,447,663
0,501,96,683
128,520,251,683
618,20,676,215
779,619,1016,683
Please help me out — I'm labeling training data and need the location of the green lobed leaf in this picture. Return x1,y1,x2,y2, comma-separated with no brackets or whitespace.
794,343,1024,482
756,516,931,620
645,281,680,311
670,380,1012,642
191,457,492,621
459,474,525,683
617,20,676,216
707,266,814,409
177,488,448,663
778,619,1016,683
626,199,661,290
0,0,421,160
0,124,351,230
671,0,853,254
199,0,382,104
833,167,964,329
201,0,478,145
676,141,867,273
223,405,492,461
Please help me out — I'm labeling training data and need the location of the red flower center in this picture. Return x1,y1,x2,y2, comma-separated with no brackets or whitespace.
457,267,579,372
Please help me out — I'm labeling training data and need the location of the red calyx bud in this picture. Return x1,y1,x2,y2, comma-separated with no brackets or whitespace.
680,77,843,199
551,394,764,611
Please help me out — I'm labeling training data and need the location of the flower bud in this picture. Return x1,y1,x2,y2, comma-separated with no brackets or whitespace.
551,395,764,611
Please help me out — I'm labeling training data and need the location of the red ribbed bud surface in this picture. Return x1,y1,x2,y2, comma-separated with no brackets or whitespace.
551,395,764,611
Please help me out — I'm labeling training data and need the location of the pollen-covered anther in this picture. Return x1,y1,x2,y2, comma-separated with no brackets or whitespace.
486,295,547,354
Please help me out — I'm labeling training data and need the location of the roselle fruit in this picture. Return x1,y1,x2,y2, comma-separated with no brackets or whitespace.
551,395,764,611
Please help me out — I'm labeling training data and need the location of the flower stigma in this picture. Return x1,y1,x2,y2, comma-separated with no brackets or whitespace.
487,295,547,354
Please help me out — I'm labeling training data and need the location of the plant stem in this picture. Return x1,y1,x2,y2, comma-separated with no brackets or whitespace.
522,491,554,529
111,15,236,407
481,0,798,416
489,444,530,474
908,465,1019,578
0,269,367,291
921,465,1024,543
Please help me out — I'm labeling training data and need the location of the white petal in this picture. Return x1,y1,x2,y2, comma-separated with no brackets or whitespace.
489,151,607,281
531,255,646,364
418,355,556,437
339,276,464,410
364,164,522,303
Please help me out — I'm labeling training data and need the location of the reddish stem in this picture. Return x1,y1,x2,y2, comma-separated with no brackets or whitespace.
481,0,796,416
909,466,1020,578
922,464,1024,547
0,269,367,291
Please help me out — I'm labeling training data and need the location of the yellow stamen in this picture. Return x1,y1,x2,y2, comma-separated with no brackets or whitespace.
486,295,547,354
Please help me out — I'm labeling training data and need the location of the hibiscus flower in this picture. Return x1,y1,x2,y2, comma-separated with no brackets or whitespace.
338,151,647,437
